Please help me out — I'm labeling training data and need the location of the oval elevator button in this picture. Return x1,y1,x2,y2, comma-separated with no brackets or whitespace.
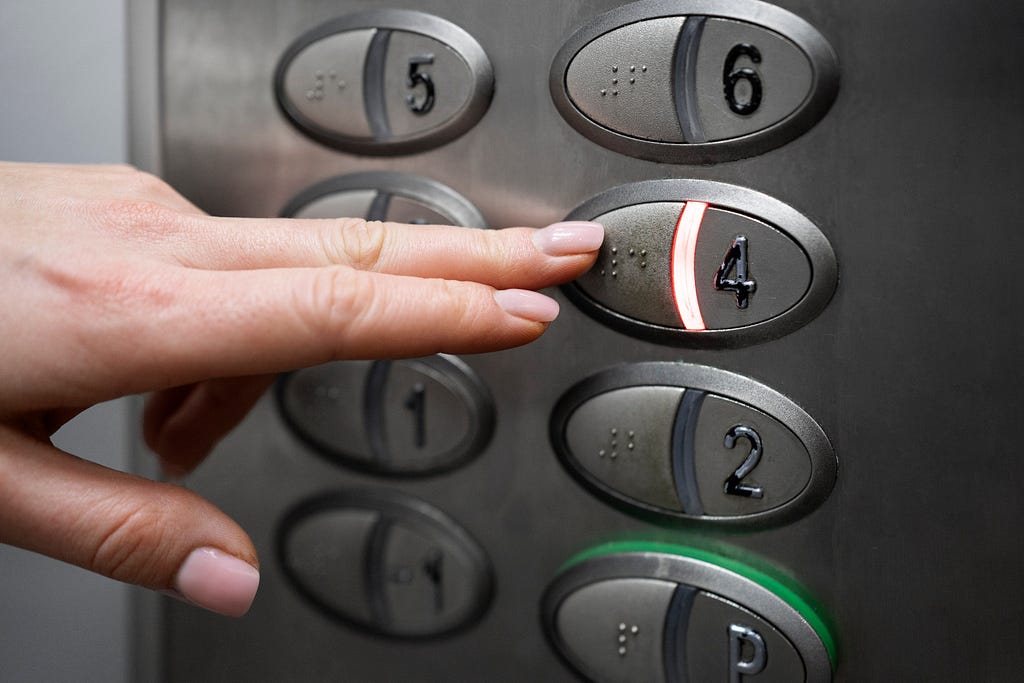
542,545,835,682
275,9,494,155
280,171,486,228
277,354,495,476
550,363,836,525
550,0,839,163
562,179,836,348
278,491,493,638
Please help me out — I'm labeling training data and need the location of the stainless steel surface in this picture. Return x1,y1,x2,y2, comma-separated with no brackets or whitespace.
150,0,1024,680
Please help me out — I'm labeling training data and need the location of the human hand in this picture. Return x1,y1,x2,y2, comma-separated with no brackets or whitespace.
0,162,602,617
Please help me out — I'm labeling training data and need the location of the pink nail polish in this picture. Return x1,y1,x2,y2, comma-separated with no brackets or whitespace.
494,289,560,323
532,221,605,256
173,547,260,618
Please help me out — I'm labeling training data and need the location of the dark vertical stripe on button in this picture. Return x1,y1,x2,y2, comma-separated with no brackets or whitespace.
663,583,697,683
367,192,392,222
364,29,392,141
672,16,707,144
365,516,393,628
364,360,391,465
672,389,706,516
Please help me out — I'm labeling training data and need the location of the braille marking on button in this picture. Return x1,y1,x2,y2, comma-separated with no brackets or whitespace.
671,201,708,330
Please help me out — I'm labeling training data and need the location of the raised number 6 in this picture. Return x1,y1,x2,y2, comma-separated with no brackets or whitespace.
722,44,763,116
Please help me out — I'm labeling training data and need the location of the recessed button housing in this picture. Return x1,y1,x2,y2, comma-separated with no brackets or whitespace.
276,10,494,155
280,171,486,227
277,355,495,476
542,543,835,682
278,490,493,638
562,179,837,348
550,0,839,163
550,363,836,525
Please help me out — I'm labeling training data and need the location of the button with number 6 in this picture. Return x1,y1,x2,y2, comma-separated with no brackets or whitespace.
563,179,837,348
549,363,836,525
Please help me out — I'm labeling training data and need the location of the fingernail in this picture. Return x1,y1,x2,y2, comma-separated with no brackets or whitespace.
532,221,604,256
174,547,260,617
494,289,560,322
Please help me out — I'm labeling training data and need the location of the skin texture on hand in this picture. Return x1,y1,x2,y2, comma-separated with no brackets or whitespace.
0,162,603,617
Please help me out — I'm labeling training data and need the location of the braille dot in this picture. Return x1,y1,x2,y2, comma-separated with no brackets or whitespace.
599,449,606,457
612,78,618,85
612,66,618,73
611,441,617,448
640,262,647,268
611,271,617,277
315,70,324,78
618,635,627,643
628,249,635,256
600,269,606,276
642,65,648,72
601,89,607,96
611,259,618,266
619,623,627,631
641,249,647,256
631,625,639,635
618,647,627,657
627,443,634,450
612,90,619,96
628,431,635,437
611,247,618,254
611,428,618,435
629,78,635,84
630,65,636,72
306,91,316,100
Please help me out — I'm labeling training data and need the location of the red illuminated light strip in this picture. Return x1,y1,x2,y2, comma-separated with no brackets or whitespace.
670,201,708,331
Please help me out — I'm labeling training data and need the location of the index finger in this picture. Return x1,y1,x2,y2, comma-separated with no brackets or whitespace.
158,215,604,288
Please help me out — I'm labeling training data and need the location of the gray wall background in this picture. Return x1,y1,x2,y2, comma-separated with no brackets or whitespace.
0,1,132,681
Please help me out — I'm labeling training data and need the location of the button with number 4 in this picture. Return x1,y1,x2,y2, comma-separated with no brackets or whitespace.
563,179,837,348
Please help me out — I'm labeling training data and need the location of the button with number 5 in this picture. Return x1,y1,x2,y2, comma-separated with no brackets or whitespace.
275,10,494,155
563,179,837,348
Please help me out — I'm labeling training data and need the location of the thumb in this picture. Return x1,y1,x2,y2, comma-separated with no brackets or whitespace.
0,425,259,617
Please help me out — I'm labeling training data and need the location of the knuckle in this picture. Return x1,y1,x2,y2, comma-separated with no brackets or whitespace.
87,490,180,585
328,218,388,270
296,267,370,354
480,229,521,280
94,197,185,238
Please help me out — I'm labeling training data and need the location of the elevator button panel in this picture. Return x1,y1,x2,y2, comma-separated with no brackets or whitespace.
562,180,836,347
550,363,836,525
550,0,839,163
280,171,486,227
277,355,495,476
278,491,493,637
542,545,835,682
275,10,494,155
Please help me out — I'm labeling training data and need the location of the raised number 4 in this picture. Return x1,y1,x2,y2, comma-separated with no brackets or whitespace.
714,235,757,309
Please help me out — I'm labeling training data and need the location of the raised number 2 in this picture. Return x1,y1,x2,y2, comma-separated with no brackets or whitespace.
723,425,764,499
